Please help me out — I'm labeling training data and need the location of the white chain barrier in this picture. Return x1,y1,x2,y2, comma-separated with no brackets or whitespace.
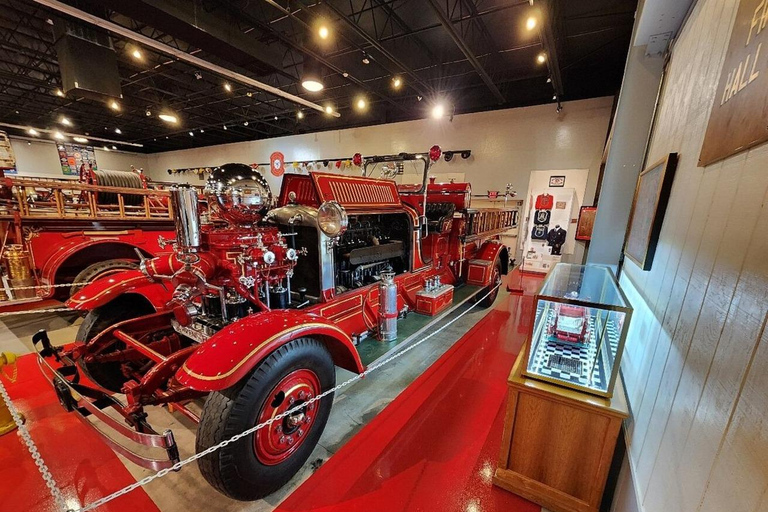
7,283,501,512
0,375,69,511
0,307,77,317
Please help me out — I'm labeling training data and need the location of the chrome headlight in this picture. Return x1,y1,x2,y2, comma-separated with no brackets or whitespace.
317,201,348,237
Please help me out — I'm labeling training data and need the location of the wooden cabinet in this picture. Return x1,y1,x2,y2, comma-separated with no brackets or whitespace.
493,351,629,512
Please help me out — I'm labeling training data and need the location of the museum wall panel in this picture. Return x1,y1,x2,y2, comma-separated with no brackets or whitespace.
617,0,768,510
145,97,612,209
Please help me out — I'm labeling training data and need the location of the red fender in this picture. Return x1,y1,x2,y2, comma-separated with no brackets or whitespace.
176,310,364,392
466,240,509,286
66,270,172,311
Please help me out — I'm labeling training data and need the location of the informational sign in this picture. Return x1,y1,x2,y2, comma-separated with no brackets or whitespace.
58,143,98,176
700,0,768,166
270,151,285,177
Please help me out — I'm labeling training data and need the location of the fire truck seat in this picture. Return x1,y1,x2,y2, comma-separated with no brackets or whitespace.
425,202,455,234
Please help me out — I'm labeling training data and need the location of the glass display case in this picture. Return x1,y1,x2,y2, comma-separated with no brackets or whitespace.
523,263,632,398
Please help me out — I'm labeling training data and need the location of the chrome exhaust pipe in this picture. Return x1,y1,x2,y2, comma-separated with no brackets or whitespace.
169,186,201,253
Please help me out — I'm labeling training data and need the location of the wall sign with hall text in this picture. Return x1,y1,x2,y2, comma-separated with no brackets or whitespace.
700,0,768,166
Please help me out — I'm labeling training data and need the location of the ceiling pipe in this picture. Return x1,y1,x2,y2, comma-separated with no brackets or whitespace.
0,122,144,147
31,0,340,118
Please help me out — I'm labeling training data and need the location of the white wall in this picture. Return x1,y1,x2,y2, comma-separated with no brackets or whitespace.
146,97,613,213
617,0,768,511
8,137,148,178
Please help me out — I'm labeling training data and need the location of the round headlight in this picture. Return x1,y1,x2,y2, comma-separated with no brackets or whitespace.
318,201,348,237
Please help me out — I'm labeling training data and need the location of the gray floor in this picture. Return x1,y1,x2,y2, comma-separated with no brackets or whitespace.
1,299,496,511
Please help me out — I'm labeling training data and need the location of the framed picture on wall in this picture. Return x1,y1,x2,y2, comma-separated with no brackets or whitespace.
575,206,597,241
624,153,679,270
549,175,565,187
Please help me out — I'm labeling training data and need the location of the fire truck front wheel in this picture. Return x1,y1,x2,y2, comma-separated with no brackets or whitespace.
476,260,502,308
196,337,336,500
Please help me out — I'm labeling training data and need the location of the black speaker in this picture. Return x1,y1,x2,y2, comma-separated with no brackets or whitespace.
53,19,122,100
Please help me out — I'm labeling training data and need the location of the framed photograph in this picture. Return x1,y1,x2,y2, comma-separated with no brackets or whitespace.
549,175,565,187
576,206,597,241
624,153,679,270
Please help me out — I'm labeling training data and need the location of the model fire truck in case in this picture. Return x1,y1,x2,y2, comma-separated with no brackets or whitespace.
0,163,187,307
36,147,517,500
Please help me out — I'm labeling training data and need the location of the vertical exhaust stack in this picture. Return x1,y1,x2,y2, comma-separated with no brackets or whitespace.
170,186,202,253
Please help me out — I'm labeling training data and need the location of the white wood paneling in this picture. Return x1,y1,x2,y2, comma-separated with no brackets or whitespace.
619,0,768,510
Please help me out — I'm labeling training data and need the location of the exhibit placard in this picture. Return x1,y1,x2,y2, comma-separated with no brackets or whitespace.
700,0,768,166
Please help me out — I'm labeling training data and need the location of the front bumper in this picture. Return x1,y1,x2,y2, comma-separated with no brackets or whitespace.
33,330,181,471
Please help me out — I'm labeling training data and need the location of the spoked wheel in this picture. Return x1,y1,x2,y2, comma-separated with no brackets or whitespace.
196,337,335,501
69,259,139,297
476,260,502,308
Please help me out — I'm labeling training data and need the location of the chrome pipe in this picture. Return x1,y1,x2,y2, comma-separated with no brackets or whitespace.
169,186,201,253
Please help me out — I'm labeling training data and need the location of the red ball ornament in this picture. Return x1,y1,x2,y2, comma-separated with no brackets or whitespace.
352,152,363,167
429,145,442,162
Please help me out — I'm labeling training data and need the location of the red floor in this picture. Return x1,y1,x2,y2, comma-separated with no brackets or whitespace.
1,271,541,512
276,272,542,512
0,355,159,512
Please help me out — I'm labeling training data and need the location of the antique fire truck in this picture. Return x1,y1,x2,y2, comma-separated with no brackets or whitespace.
0,166,187,306
36,148,516,500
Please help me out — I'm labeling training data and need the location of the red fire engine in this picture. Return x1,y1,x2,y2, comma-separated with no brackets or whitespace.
0,166,188,307
36,147,516,500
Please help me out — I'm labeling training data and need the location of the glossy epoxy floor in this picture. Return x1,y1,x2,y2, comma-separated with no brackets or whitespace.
1,273,543,512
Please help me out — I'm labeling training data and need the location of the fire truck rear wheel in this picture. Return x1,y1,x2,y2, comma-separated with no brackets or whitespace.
476,260,502,308
70,259,139,296
76,296,154,393
196,337,335,500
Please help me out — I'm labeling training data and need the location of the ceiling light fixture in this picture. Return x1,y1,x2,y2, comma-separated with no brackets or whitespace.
115,128,122,134
526,16,537,30
224,83,232,92
301,56,325,92
325,105,333,114
109,100,120,111
356,98,367,110
361,53,370,65
244,121,249,126
223,125,227,130
132,48,142,60
200,129,204,133
111,145,117,150
189,131,194,136
246,92,253,97
297,111,304,120
318,25,329,39
274,116,278,120
158,113,178,124
103,146,110,151
73,136,88,143
55,89,65,97
53,131,65,140
537,52,547,64
60,117,71,126
392,77,402,89
145,109,152,116
27,128,39,136
432,104,445,119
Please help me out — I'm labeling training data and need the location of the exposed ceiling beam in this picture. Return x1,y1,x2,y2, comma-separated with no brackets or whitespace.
316,0,435,98
424,0,505,104
220,0,410,115
30,0,340,117
537,0,565,100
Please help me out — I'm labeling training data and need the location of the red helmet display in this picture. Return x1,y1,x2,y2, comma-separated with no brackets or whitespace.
352,152,363,166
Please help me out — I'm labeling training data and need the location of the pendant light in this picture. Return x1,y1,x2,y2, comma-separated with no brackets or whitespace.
301,55,324,92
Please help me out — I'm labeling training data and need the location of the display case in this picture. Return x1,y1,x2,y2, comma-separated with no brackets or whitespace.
523,263,632,398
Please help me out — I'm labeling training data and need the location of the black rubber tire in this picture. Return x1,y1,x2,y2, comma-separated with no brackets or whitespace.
196,337,336,501
76,295,153,393
70,259,139,296
476,260,502,308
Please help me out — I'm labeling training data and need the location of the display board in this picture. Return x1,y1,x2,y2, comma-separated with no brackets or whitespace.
624,153,678,270
700,0,768,166
57,143,98,176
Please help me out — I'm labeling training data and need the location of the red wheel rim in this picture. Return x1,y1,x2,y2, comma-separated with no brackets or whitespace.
253,369,321,465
